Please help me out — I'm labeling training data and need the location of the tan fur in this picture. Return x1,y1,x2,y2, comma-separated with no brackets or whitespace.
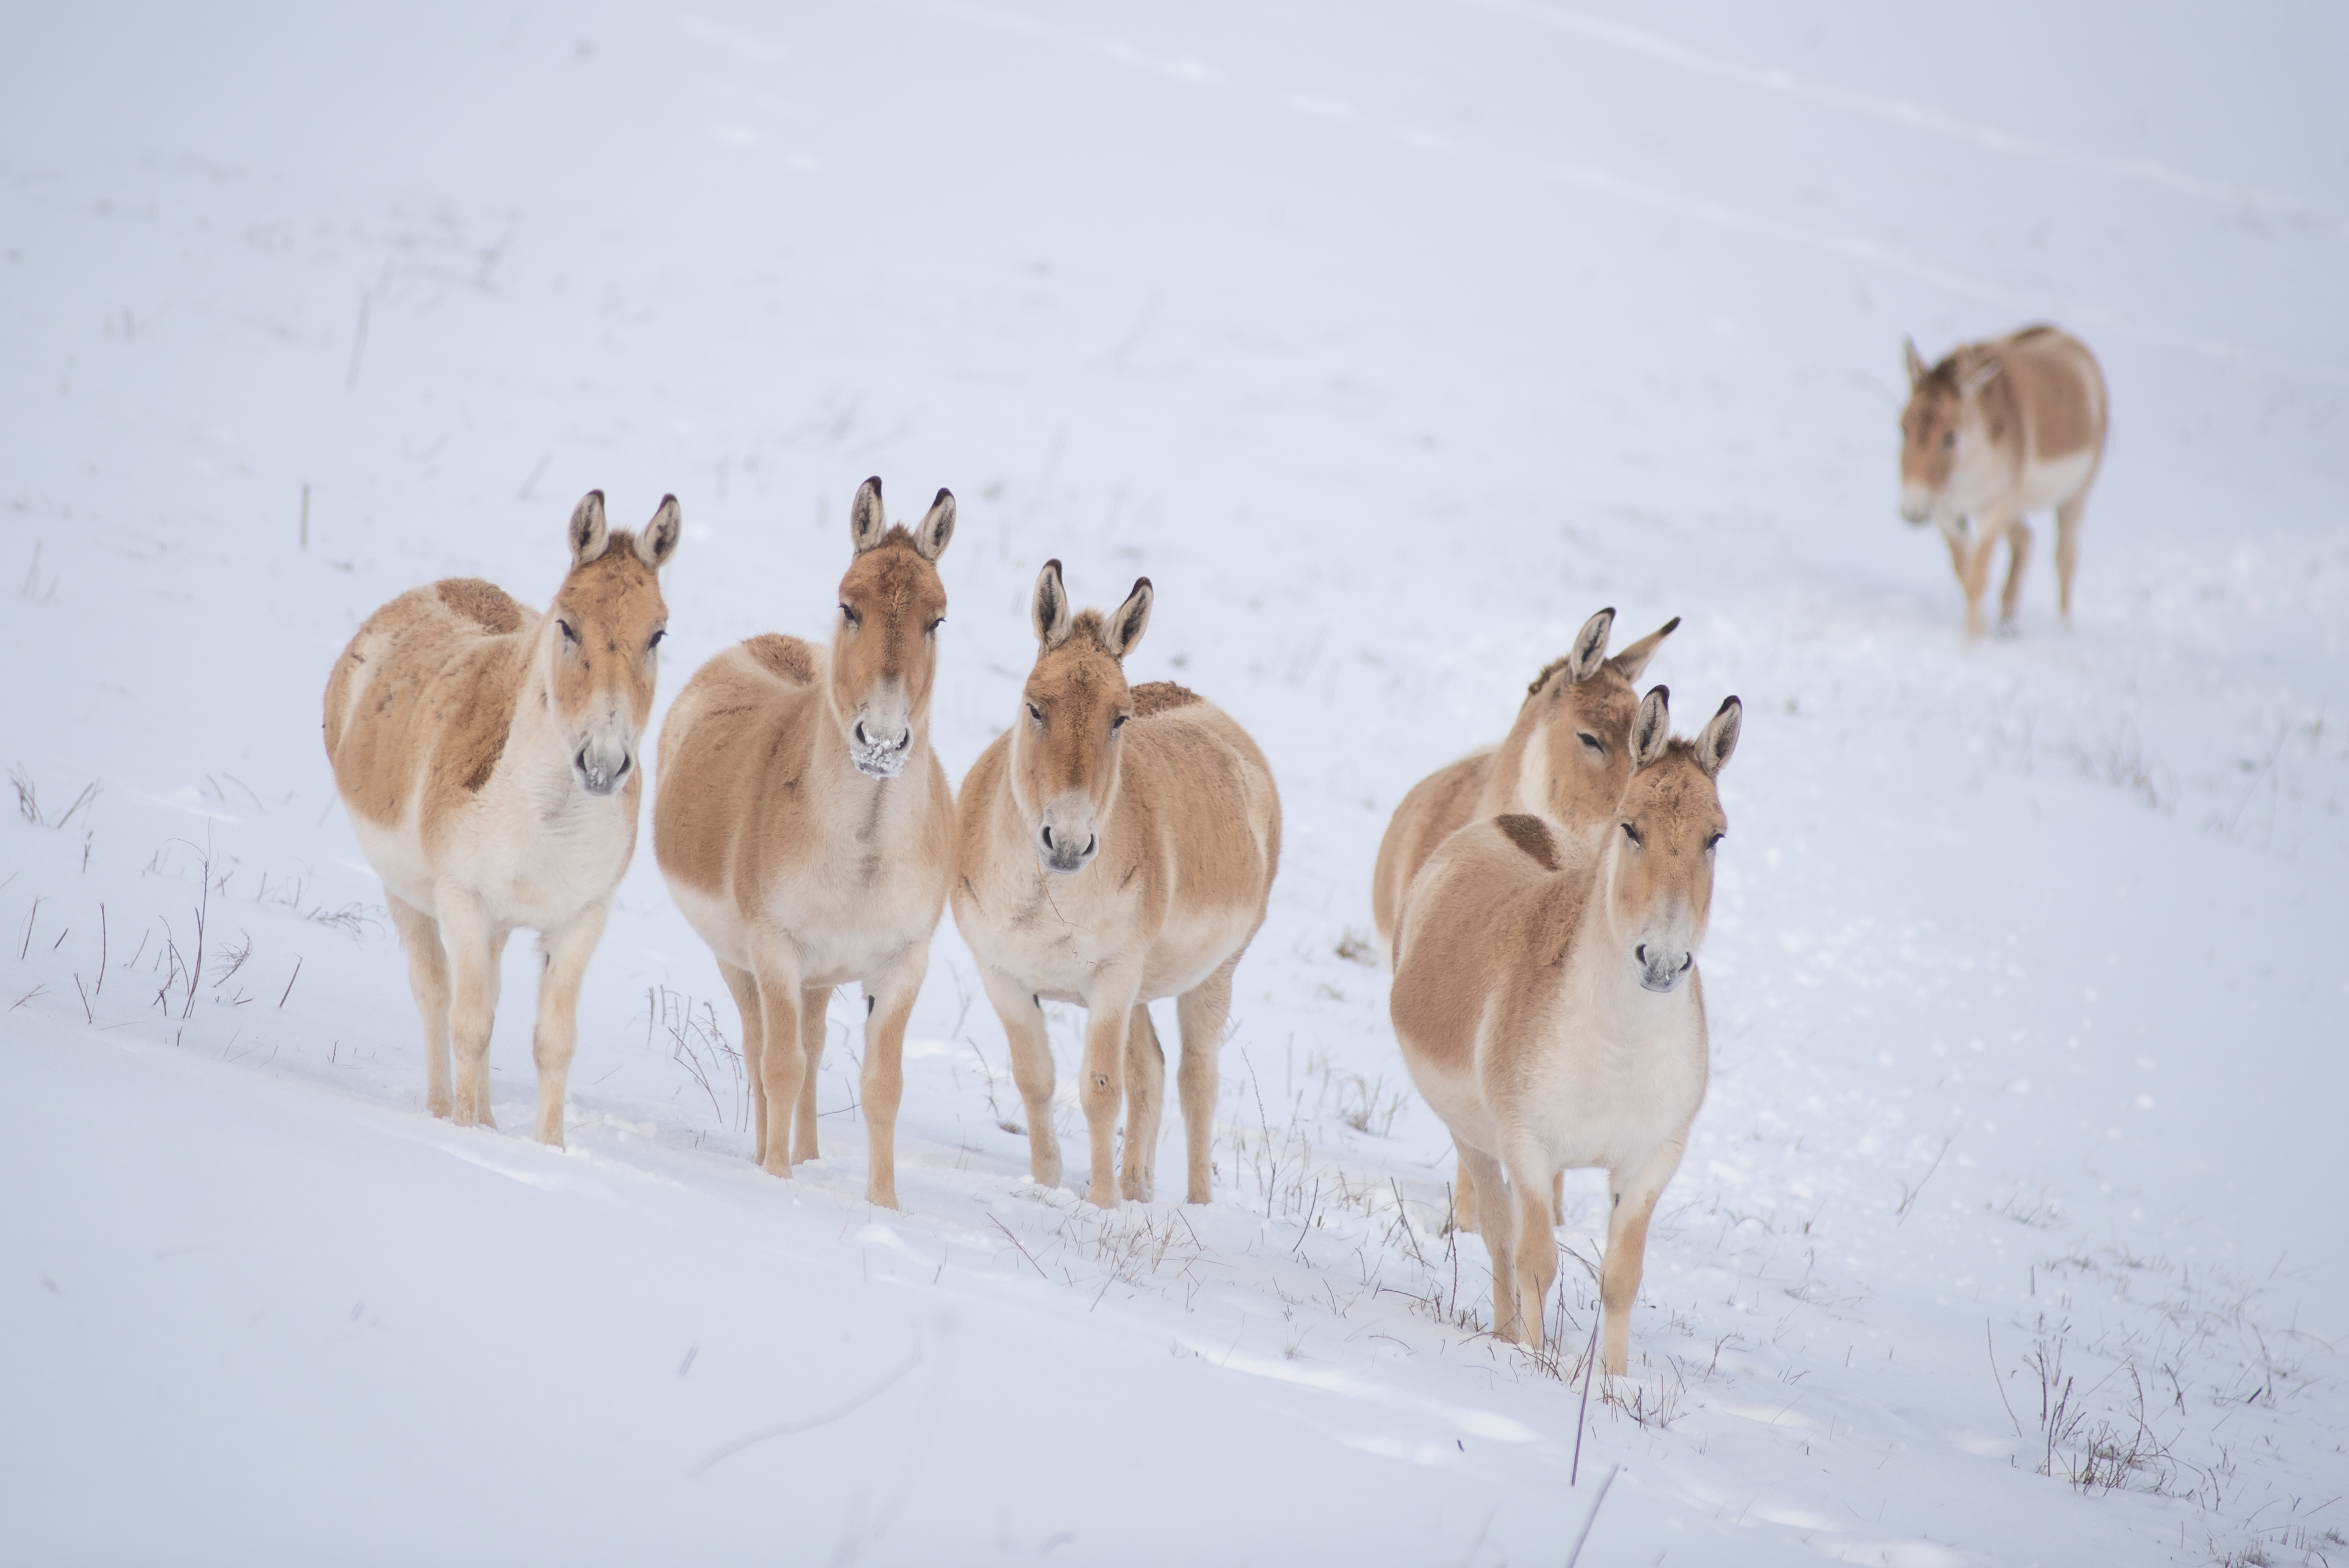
1900,324,2109,636
952,563,1281,1209
1368,608,1677,1229
1391,688,1740,1374
654,479,957,1209
324,492,681,1142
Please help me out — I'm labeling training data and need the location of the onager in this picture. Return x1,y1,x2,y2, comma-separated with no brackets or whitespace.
324,491,682,1142
654,478,957,1210
1391,686,1740,1373
1368,606,1676,1228
952,562,1281,1209
1899,324,2108,637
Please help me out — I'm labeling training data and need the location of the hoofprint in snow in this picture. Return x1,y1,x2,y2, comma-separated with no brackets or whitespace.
3,4,2344,1565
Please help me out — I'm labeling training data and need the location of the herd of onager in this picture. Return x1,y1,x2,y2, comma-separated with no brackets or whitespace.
322,324,2109,1375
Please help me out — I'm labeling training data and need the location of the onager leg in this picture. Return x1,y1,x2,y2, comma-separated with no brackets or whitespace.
1079,975,1143,1208
530,897,610,1147
860,947,929,1211
1959,512,2008,639
386,894,453,1119
717,959,765,1162
1456,1143,1519,1342
1455,1158,1560,1231
1120,1003,1165,1203
1505,1148,1562,1353
794,985,831,1166
2054,490,2088,620
1174,956,1239,1204
1997,517,2034,636
438,893,503,1129
746,928,808,1177
978,960,1060,1189
1600,1141,1686,1375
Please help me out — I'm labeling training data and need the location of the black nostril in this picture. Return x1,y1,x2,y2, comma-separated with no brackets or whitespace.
1084,835,1096,857
615,753,631,776
854,722,868,746
1041,826,1054,849
575,748,589,773
1636,944,1649,966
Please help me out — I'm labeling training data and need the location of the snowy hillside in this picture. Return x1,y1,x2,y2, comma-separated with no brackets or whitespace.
4,3,2345,1563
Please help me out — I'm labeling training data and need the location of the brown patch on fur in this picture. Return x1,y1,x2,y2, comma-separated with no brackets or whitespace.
1130,681,1199,718
744,633,818,686
435,578,526,635
1495,812,1560,872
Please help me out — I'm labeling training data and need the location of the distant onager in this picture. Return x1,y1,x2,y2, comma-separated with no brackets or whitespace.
654,478,957,1210
952,562,1281,1209
1899,324,2108,637
324,492,681,1141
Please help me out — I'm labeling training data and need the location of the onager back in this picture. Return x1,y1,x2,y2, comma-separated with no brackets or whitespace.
952,561,1281,1209
1369,606,1676,964
654,478,957,1210
1899,323,2108,637
1391,686,1740,1373
324,492,682,1142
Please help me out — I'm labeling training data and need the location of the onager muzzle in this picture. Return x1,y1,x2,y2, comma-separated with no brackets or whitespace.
1035,794,1099,874
848,685,915,779
574,713,636,797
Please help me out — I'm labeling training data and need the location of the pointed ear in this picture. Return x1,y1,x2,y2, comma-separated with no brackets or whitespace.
1566,607,1615,683
912,488,955,562
1104,577,1153,659
1960,358,2001,398
1607,615,1679,684
1032,559,1073,650
1695,695,1741,778
850,476,888,554
567,491,610,565
635,495,681,569
1630,685,1671,771
1903,337,1927,387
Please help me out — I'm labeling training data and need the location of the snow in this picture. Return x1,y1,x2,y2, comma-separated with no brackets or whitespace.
4,3,2345,1563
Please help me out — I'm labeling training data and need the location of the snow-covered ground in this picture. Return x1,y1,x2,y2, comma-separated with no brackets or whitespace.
5,4,2345,1562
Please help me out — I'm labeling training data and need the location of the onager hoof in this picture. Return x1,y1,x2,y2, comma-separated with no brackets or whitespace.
761,1154,795,1179
865,1178,900,1212
427,1091,452,1120
1120,1169,1154,1204
1085,1178,1119,1211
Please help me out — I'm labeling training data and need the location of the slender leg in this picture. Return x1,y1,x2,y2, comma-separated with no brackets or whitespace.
859,946,929,1211
1456,1142,1518,1342
1505,1147,1560,1353
1174,957,1239,1204
795,985,832,1165
1452,1157,1480,1234
1600,1139,1687,1375
977,960,1060,1188
1997,517,2034,635
1960,512,2006,639
717,959,766,1163
2054,490,2089,620
746,927,806,1177
1120,1004,1166,1203
386,894,452,1119
1079,971,1143,1209
529,897,610,1147
437,892,502,1129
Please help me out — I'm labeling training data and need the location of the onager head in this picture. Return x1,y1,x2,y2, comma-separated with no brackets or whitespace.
1899,336,2002,525
1519,607,1679,835
1605,686,1741,994
833,477,955,779
1012,560,1152,875
550,491,681,796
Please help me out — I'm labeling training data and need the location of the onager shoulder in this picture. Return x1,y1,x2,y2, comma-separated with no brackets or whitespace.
329,585,531,830
742,633,820,688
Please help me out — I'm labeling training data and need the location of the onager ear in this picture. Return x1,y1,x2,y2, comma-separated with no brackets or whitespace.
1903,337,1927,388
635,495,682,569
567,491,610,565
1607,615,1679,684
912,488,956,562
1960,358,2002,398
1566,607,1615,683
1032,559,1073,650
1104,577,1153,659
850,476,888,554
1695,696,1742,778
1630,685,1671,771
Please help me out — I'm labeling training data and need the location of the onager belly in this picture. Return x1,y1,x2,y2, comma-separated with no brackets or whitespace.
2010,447,2097,515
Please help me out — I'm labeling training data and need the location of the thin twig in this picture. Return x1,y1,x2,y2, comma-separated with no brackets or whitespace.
278,956,302,1009
688,1339,922,1477
1988,1318,2023,1438
990,1215,1048,1278
1564,1464,1620,1568
1893,1136,1952,1224
1572,1302,1603,1484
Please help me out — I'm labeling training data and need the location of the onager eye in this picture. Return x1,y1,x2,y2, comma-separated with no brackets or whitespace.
925,617,944,635
558,619,581,645
1026,702,1045,728
840,604,861,629
1577,731,1604,755
1620,822,1642,848
1111,713,1128,732
647,628,666,653
1705,831,1725,851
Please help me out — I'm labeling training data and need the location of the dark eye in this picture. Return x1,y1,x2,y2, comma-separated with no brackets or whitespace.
559,619,580,645
1705,831,1724,851
1111,713,1128,732
925,617,944,635
1620,822,1642,847
1577,731,1604,756
1941,431,1955,449
1027,702,1045,727
841,604,862,630
647,628,666,652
